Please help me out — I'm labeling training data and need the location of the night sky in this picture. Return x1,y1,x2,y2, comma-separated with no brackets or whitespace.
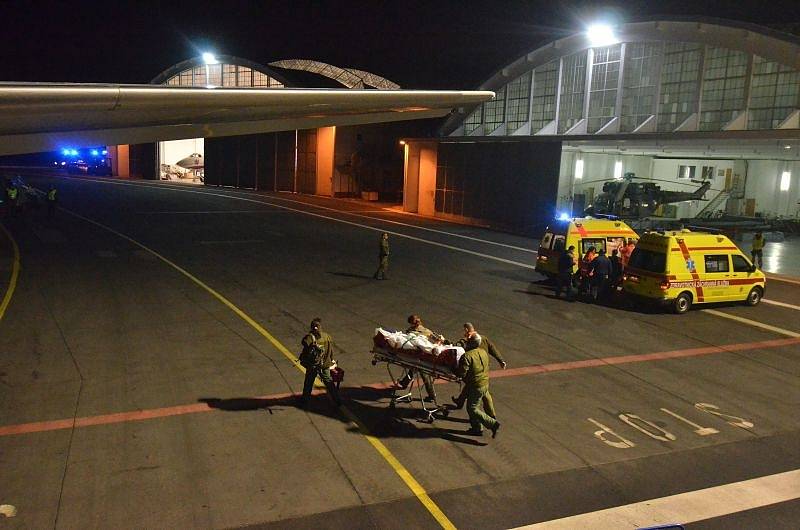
1,0,798,90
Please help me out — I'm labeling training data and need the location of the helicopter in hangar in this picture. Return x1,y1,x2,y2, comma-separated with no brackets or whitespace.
583,173,712,219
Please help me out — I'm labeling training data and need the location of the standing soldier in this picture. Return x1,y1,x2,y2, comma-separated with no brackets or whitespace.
456,326,501,438
751,231,765,269
451,323,505,418
373,232,390,280
555,245,576,300
297,318,341,408
47,185,58,220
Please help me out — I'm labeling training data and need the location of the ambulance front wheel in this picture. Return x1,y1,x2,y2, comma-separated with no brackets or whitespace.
673,292,692,314
745,286,763,307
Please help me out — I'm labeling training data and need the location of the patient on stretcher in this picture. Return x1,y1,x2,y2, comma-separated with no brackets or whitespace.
373,327,465,370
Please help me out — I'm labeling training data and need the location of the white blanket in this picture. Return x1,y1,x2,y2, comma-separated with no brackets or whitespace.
375,327,465,359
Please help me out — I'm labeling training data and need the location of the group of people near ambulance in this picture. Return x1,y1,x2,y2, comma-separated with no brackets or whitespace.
555,239,636,302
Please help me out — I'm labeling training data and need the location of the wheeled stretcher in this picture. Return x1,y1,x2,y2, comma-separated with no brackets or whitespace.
371,330,462,422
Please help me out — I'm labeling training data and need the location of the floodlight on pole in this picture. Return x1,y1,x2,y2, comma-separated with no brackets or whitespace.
587,24,619,47
202,52,219,65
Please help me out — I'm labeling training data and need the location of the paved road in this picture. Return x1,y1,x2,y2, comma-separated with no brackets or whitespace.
1,173,798,529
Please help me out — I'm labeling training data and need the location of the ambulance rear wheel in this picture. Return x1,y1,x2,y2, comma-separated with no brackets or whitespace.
673,292,692,314
745,287,763,306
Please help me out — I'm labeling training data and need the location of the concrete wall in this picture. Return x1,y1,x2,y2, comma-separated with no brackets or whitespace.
746,160,800,218
428,140,562,235
315,127,335,196
402,140,436,216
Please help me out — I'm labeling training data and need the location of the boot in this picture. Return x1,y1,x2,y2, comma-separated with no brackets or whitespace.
397,372,412,389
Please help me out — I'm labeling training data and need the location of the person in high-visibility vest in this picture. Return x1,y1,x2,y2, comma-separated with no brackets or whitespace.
751,232,765,269
47,186,58,220
579,246,597,295
620,240,636,269
6,185,18,217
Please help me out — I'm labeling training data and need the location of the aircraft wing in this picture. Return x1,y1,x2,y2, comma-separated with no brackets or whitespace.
0,83,494,155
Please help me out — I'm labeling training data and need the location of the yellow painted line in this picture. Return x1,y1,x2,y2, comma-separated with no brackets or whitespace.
763,299,800,312
0,223,20,322
702,309,800,338
340,407,456,530
62,208,456,530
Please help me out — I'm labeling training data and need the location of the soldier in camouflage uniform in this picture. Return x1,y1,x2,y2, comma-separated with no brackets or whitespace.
373,232,390,280
456,326,501,438
297,318,341,408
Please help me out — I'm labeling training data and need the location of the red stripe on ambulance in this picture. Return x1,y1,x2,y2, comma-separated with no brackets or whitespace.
677,238,704,302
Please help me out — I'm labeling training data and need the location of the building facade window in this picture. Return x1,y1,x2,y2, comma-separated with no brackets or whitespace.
483,86,506,133
505,72,532,133
658,42,702,131
222,64,238,86
206,64,222,86
531,60,559,132
166,62,285,88
700,47,748,131
463,107,482,135
558,51,588,133
587,44,622,133
621,42,662,132
748,56,800,129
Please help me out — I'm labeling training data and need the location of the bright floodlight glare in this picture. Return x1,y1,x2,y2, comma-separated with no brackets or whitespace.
587,24,618,47
202,52,219,65
614,160,623,179
780,171,791,191
574,158,584,179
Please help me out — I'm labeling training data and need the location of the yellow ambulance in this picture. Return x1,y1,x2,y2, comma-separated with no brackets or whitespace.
536,217,638,276
623,229,766,314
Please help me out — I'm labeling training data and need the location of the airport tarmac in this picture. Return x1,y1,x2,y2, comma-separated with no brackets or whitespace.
1,173,798,529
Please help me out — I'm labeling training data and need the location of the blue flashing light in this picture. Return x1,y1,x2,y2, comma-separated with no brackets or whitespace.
101,149,108,155
70,149,78,156
61,148,71,156
557,212,571,221
91,149,99,156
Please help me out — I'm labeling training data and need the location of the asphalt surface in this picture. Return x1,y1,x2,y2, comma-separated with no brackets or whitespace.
1,173,799,529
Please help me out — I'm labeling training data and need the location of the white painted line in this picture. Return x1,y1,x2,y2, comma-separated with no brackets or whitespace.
199,239,267,245
514,469,800,529
763,298,800,312
767,274,800,286
702,309,800,338
108,178,538,254
136,210,269,214
62,178,538,270
259,192,538,254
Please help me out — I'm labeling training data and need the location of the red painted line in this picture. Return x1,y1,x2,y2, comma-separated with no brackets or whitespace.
488,336,800,380
2,337,799,437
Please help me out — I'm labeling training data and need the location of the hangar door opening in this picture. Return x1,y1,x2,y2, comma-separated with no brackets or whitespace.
158,139,204,183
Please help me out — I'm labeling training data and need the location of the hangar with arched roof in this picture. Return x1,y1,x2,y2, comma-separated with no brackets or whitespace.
403,18,800,234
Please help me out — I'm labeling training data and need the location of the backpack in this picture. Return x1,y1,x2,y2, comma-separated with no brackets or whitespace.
299,334,324,368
